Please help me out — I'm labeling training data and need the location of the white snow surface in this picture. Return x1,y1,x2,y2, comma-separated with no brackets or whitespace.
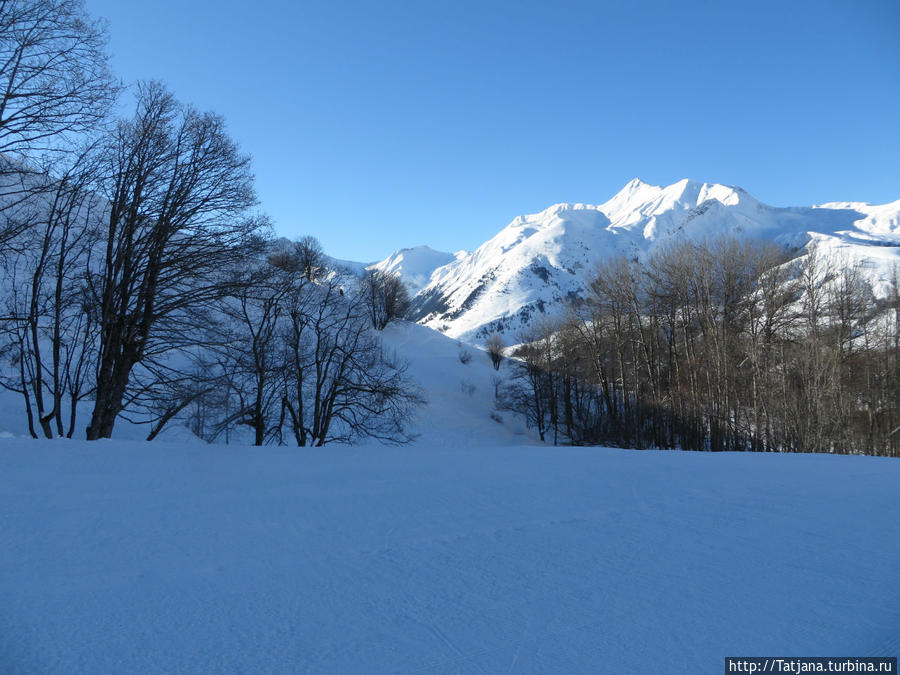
1,440,898,673
367,245,457,296
410,179,900,341
378,321,532,447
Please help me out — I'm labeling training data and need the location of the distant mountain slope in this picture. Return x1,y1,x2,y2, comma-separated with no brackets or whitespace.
407,179,900,341
366,245,458,296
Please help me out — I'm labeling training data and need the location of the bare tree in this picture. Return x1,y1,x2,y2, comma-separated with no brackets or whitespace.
485,333,505,370
281,269,421,446
214,263,291,446
741,243,795,451
0,0,115,251
295,235,324,281
193,244,424,447
497,324,560,443
267,236,325,281
0,143,104,437
0,0,114,157
84,82,260,440
362,268,410,330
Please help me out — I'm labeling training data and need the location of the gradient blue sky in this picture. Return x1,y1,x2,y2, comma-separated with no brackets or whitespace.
85,0,899,262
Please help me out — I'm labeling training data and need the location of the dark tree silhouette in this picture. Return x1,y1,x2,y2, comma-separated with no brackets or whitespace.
486,333,505,370
362,268,410,330
85,82,260,440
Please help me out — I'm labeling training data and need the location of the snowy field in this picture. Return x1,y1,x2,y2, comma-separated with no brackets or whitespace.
2,440,899,674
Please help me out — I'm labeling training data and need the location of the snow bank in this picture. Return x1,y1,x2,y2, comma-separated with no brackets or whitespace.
1,440,898,673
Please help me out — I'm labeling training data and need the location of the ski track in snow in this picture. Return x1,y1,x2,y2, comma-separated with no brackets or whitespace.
1,441,899,674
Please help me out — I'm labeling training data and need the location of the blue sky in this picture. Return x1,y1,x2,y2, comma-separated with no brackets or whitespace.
85,0,900,262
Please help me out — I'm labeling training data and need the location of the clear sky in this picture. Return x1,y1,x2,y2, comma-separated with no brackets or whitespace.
85,0,900,262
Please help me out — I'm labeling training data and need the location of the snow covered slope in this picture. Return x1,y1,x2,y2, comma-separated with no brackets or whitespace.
2,441,898,673
410,179,900,341
366,245,458,296
379,321,531,447
0,319,532,446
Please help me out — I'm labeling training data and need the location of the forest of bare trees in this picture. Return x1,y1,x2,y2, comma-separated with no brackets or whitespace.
498,238,900,456
0,0,420,444
205,245,421,446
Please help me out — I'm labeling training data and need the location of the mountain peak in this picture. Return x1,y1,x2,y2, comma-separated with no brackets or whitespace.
368,245,456,297
397,244,440,254
411,180,899,341
605,178,752,218
615,177,657,196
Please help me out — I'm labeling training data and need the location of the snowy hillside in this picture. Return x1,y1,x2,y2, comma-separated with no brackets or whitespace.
2,440,898,673
379,321,532,447
408,179,900,341
0,319,532,446
366,245,458,296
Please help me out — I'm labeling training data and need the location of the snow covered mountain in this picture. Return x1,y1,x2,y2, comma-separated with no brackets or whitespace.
366,245,459,296
400,178,900,341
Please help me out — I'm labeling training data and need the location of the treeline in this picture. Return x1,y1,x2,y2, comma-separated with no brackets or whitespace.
499,238,900,456
187,241,419,446
0,0,418,443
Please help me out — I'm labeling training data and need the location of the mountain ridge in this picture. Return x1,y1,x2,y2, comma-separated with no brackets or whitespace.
369,178,900,341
